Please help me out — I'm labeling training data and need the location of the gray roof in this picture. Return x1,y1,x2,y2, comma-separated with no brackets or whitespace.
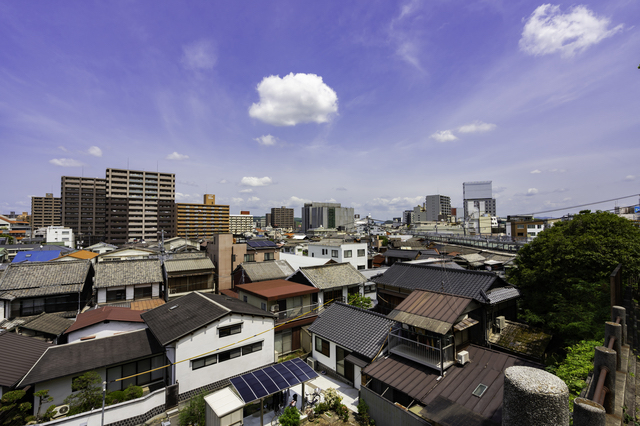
239,260,295,282
373,262,512,303
292,263,367,290
0,331,51,387
164,257,215,273
18,312,74,336
19,328,164,386
0,260,91,300
95,259,163,288
309,303,395,360
383,249,422,260
142,292,274,346
485,286,521,304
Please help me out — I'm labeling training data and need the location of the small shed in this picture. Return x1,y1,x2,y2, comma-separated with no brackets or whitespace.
205,387,244,426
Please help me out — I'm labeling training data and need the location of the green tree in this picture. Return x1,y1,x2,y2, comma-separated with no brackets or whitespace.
546,340,599,409
348,293,372,309
64,371,103,415
0,390,34,426
508,210,640,343
178,392,206,426
278,406,300,426
34,389,53,420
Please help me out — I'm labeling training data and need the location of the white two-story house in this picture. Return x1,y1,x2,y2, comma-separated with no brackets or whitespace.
307,240,368,270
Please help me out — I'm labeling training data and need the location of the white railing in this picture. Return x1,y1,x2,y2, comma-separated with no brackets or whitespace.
388,330,454,369
274,303,322,322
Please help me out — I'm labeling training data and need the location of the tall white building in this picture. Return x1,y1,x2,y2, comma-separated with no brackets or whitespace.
463,181,496,218
229,213,254,235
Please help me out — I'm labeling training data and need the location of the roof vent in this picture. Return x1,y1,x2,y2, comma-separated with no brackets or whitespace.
169,305,179,310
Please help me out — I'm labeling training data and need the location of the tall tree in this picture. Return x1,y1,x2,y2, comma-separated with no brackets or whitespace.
508,210,640,343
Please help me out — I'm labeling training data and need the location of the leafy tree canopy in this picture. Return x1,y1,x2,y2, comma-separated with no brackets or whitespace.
64,371,103,415
508,210,640,343
348,293,372,310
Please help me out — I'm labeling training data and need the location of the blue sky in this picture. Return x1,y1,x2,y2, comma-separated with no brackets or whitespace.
1,0,638,220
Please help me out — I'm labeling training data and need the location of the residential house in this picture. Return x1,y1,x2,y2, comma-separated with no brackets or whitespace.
17,329,166,414
94,259,163,305
235,279,318,357
164,253,215,297
0,331,51,399
52,250,99,264
96,246,158,263
308,303,394,390
64,306,147,343
12,250,62,263
10,312,74,343
287,263,368,307
0,260,93,321
84,242,118,255
232,259,295,286
279,253,330,271
141,292,275,397
307,240,368,270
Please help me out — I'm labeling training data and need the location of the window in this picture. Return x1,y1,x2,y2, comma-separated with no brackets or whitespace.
243,295,248,303
219,348,241,362
242,341,263,355
264,252,275,261
315,336,330,357
321,249,327,255
527,224,535,229
358,265,365,270
244,253,255,262
261,302,267,311
107,289,126,302
331,250,338,258
517,224,524,229
344,250,352,258
357,249,366,257
364,284,376,293
219,323,242,337
192,354,217,370
134,286,152,299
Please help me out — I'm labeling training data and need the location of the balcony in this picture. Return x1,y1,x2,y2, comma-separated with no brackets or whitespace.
388,329,455,371
273,303,323,325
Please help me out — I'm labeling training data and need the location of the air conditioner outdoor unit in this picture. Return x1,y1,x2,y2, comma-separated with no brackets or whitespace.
306,357,316,370
496,316,506,332
456,351,470,365
270,305,279,313
52,405,70,419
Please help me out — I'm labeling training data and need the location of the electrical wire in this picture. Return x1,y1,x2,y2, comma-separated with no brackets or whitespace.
516,194,639,216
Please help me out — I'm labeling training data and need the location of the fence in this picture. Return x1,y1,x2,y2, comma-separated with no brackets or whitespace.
360,385,430,426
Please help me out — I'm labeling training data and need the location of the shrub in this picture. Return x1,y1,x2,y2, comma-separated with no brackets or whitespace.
178,392,206,426
321,388,342,411
547,340,599,409
336,404,349,422
278,406,300,426
314,402,329,415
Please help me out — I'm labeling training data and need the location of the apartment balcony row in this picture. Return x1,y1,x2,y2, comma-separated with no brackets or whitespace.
387,328,455,372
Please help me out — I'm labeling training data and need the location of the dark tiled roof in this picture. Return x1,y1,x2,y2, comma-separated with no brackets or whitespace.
164,257,215,273
485,287,521,304
65,306,144,334
238,260,295,282
95,259,163,288
0,331,51,387
19,313,74,336
308,303,394,359
373,263,509,303
294,263,367,290
142,292,274,346
383,249,422,260
0,260,90,300
19,328,163,386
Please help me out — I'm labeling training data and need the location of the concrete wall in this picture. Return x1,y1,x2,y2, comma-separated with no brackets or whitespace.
360,385,430,426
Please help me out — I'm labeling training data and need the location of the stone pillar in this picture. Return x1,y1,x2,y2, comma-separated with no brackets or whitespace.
573,397,605,426
502,366,569,426
612,305,627,345
587,346,616,413
604,321,622,369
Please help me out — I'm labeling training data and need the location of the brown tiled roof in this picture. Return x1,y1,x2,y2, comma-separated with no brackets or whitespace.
130,298,166,311
236,279,318,301
0,260,90,300
95,259,163,288
0,331,51,387
65,306,144,335
55,250,99,260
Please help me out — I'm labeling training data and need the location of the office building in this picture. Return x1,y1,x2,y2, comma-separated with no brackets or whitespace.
31,193,60,229
425,195,452,222
301,202,354,232
269,206,294,230
463,181,496,218
61,176,107,246
176,194,230,239
105,169,175,244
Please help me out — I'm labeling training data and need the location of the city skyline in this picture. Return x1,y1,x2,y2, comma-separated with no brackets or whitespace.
1,1,639,220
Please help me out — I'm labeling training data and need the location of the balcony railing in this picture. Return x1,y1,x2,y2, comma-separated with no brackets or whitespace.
388,329,455,371
273,303,322,324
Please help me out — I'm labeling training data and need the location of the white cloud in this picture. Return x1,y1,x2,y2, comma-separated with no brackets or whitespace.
284,196,311,207
58,146,68,152
49,158,84,167
526,188,539,196
520,4,623,57
255,135,277,146
232,197,244,204
219,179,228,184
166,152,189,161
178,180,198,187
240,189,253,193
458,121,496,133
624,175,635,181
430,130,458,143
181,39,217,70
531,169,542,174
249,73,338,126
549,168,567,173
247,197,260,203
370,196,424,208
240,176,272,187
88,146,102,157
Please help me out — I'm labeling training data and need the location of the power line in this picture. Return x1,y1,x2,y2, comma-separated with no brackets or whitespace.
517,194,639,216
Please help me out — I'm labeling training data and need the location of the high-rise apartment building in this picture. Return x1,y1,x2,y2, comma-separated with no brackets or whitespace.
61,176,107,246
269,206,294,230
229,212,253,235
425,195,452,222
176,194,230,239
301,202,354,232
31,193,61,229
463,181,496,218
105,169,175,244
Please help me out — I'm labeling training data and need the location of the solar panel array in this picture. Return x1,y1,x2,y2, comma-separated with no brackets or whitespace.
246,240,277,248
230,358,318,403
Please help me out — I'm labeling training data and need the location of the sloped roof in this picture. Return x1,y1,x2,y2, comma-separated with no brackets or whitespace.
485,286,521,304
18,312,74,336
279,253,329,270
294,263,367,290
238,260,295,282
373,262,510,303
54,250,99,261
0,260,91,300
12,250,61,263
308,302,394,359
142,292,274,346
164,257,215,273
236,279,318,301
95,259,163,288
488,320,552,359
383,249,422,260
65,306,145,334
0,331,51,387
19,329,163,386
387,290,472,335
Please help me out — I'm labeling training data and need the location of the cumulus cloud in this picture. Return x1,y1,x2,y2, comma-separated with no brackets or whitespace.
88,146,102,157
531,169,542,174
255,135,277,146
240,189,253,193
181,39,217,70
284,196,312,207
166,152,189,161
458,121,496,133
49,158,84,167
624,175,635,181
232,197,244,204
520,4,623,57
370,196,424,208
240,176,272,187
430,130,458,143
249,73,338,126
526,188,539,196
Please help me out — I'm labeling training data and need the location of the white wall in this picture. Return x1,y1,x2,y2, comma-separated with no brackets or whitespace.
0,300,6,321
35,368,108,414
67,321,148,343
307,243,368,270
174,313,275,394
311,335,337,371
